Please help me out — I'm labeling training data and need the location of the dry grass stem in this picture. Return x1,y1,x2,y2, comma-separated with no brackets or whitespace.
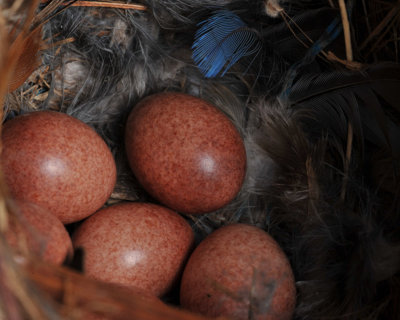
26,260,220,320
367,15,400,58
67,1,147,10
360,2,400,50
326,51,363,69
40,37,75,51
338,0,353,61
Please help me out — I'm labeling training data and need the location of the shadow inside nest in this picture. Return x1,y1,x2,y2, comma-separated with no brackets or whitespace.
2,0,400,319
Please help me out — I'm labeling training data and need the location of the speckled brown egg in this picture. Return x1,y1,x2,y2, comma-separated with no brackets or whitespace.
72,202,194,297
180,224,296,320
1,111,117,224
6,200,72,265
125,92,246,214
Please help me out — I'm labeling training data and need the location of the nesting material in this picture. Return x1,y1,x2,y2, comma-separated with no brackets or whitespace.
0,0,399,319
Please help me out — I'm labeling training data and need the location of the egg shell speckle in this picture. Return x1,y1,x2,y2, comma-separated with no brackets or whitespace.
1,111,117,224
180,223,296,320
6,200,72,265
72,202,194,297
125,92,246,214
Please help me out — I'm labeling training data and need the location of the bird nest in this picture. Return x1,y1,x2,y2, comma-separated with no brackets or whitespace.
0,1,399,319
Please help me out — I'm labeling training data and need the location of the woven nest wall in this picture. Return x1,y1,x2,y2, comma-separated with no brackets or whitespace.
0,0,399,319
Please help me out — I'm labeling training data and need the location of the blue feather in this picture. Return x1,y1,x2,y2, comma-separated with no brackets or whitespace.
192,10,262,78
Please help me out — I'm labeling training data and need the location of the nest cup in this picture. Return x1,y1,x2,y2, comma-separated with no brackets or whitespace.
0,3,211,320
0,2,245,319
1,0,400,320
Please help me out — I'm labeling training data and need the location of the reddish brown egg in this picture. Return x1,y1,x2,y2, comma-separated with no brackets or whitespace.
6,200,72,265
125,92,246,214
1,111,117,224
180,224,296,320
72,202,194,297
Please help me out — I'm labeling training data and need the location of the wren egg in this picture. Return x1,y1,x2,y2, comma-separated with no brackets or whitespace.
125,92,246,214
72,202,194,297
180,224,296,320
1,111,117,224
6,200,72,265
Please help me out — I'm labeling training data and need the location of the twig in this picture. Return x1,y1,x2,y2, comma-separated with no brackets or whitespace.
10,0,25,14
361,0,378,61
361,0,373,35
0,237,50,320
280,12,312,49
338,0,353,61
27,259,216,320
366,15,399,58
280,9,360,69
279,10,330,65
360,3,400,50
40,37,75,51
68,1,147,10
325,51,363,70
